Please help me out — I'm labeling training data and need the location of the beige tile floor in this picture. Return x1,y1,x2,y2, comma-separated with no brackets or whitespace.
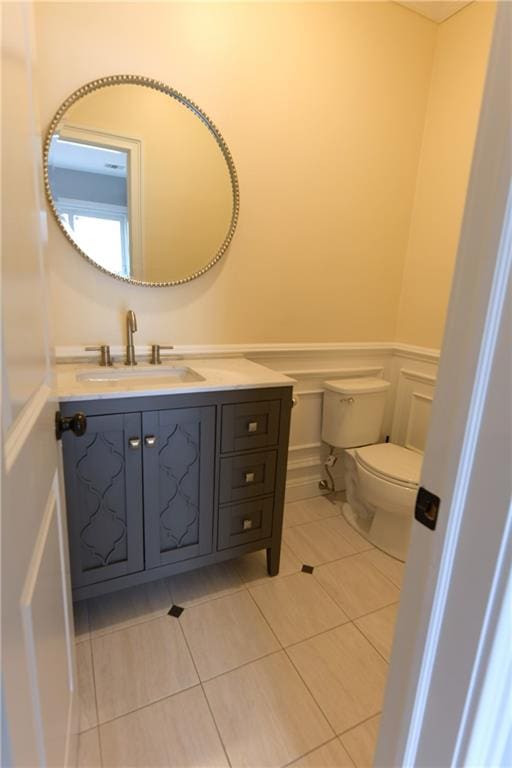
75,496,404,768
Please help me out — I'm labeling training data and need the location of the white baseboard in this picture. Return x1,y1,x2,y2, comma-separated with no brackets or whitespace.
285,477,324,503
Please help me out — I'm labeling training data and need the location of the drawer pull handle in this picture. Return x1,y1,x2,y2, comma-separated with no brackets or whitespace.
247,421,258,433
244,472,255,484
145,435,157,447
128,437,141,449
242,519,253,530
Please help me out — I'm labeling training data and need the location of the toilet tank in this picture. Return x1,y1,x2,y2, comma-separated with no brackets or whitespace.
321,377,391,448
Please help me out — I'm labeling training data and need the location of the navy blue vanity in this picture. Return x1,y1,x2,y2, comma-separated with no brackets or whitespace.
60,383,293,601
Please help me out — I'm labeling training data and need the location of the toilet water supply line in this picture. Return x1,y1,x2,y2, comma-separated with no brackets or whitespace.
323,445,338,493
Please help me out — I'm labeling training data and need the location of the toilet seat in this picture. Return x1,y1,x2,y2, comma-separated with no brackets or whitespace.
355,443,422,489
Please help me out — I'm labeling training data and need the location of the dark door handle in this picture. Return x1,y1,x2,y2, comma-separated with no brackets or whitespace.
55,411,87,440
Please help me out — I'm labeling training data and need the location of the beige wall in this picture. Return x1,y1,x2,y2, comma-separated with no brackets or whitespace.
35,2,437,347
395,1,495,349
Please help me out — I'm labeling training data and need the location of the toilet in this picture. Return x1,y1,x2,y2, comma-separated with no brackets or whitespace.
321,377,422,561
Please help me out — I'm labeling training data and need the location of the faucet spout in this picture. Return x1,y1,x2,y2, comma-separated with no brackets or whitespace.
125,310,138,366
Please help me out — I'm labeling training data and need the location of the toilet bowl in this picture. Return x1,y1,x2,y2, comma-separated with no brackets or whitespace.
343,443,422,561
321,377,423,562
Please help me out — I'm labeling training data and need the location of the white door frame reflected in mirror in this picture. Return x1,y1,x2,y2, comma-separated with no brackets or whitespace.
55,123,143,278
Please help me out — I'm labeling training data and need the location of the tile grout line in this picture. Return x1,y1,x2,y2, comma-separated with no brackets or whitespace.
351,616,394,666
282,618,354,652
281,736,350,768
181,582,351,768
195,648,284,687
281,735,358,768
246,565,320,596
284,640,385,749
243,599,399,656
87,609,174,641
309,566,400,619
244,586,285,650
282,644,339,741
310,563,400,613
283,542,376,572
86,637,105,767
337,710,383,739
92,683,202,730
351,599,401,622
361,558,404,589
175,618,233,768
83,611,392,736
264,520,366,735
337,711,383,766
281,514,377,731
244,571,354,655
84,578,243,641
87,639,386,758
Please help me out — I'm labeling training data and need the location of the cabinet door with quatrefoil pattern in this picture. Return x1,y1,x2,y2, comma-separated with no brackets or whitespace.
62,412,144,588
142,407,215,568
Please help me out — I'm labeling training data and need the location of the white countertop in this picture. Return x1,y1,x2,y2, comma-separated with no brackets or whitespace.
56,357,295,402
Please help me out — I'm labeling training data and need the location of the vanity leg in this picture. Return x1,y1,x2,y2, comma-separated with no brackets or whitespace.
266,546,280,577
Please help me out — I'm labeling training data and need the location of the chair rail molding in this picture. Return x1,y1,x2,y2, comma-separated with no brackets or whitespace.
54,341,441,501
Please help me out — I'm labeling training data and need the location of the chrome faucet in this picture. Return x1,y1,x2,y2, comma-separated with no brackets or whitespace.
125,309,138,366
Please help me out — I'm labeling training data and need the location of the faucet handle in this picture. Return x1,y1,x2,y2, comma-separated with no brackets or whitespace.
150,344,174,365
85,345,112,367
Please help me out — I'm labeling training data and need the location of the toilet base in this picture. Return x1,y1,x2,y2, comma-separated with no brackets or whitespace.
342,502,407,562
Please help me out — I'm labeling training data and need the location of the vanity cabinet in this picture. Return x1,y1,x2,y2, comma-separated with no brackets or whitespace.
60,387,292,600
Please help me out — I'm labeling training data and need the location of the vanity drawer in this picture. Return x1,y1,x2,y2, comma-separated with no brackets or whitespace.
218,497,274,550
219,451,277,504
221,400,280,453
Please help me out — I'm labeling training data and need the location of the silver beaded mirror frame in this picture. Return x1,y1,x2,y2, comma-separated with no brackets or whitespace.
43,74,240,286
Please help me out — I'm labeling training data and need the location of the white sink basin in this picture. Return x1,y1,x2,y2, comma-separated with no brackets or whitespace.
76,365,205,385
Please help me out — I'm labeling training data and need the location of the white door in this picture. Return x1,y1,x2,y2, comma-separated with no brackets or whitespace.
1,3,77,766
376,5,511,767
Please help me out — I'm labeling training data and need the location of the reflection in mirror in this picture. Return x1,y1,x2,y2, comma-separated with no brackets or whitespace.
50,137,130,275
44,77,239,286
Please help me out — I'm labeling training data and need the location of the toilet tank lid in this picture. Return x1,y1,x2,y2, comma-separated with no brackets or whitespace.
356,443,423,484
323,377,391,395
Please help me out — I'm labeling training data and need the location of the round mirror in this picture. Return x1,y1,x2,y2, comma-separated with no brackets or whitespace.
43,75,239,286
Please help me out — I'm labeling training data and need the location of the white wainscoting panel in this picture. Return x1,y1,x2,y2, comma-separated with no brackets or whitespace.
391,367,438,454
20,473,76,768
406,393,434,453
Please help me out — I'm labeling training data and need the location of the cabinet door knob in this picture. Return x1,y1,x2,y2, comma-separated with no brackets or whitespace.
55,411,87,441
244,472,255,484
242,519,253,530
128,437,141,449
247,421,258,433
145,435,157,446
